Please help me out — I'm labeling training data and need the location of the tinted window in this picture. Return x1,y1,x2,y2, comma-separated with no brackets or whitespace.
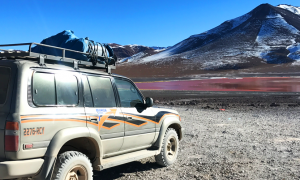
32,72,79,106
82,76,93,107
56,74,78,105
115,79,143,107
32,72,56,105
88,76,116,107
0,67,11,104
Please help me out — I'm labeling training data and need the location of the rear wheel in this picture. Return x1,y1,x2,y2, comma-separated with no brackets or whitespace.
155,128,179,167
51,151,93,180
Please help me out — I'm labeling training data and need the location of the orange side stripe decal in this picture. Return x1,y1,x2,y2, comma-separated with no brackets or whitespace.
20,115,86,119
122,113,180,124
98,109,117,131
86,121,98,126
107,118,148,127
159,114,180,122
21,118,99,127
121,113,158,124
21,119,86,123
20,112,180,127
21,115,87,119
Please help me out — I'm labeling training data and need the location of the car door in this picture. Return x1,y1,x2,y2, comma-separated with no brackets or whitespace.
113,77,156,151
82,74,125,155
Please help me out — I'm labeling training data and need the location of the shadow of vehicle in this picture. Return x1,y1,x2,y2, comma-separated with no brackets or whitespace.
93,161,160,179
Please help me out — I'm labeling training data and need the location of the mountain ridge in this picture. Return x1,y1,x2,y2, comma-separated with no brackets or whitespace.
114,3,300,79
108,43,168,62
140,3,300,63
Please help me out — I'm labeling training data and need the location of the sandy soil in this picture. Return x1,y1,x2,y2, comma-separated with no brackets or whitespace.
94,95,300,180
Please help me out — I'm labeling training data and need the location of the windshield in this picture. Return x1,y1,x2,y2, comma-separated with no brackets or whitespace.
0,67,11,104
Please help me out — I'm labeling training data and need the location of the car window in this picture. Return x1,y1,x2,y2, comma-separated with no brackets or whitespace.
114,78,143,107
0,67,11,104
32,72,79,106
82,75,93,107
32,72,56,106
55,74,78,105
87,76,116,107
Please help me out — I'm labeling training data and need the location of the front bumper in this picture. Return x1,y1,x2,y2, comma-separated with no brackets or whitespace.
0,158,44,179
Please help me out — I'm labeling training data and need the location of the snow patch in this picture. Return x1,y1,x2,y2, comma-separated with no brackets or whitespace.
266,14,282,19
128,44,148,48
150,46,169,50
256,14,298,43
119,57,130,63
119,52,146,63
278,4,300,16
142,50,172,62
291,61,300,65
202,59,242,70
154,49,166,52
256,13,299,62
287,43,300,61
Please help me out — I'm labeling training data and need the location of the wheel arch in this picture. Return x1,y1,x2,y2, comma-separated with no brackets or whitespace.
153,116,183,152
34,127,103,179
57,137,100,170
168,123,183,141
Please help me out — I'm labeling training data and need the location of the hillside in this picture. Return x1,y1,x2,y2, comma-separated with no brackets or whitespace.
114,4,300,79
109,43,168,62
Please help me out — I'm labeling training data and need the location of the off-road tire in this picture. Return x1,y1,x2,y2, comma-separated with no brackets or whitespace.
155,128,179,167
51,151,93,180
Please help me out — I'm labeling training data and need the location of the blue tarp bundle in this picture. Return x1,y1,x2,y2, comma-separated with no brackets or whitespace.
32,30,90,61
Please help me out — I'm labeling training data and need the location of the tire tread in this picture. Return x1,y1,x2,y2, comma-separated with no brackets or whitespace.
51,151,93,180
155,128,179,167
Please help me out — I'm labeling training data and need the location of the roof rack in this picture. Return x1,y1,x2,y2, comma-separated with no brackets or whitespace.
0,43,116,73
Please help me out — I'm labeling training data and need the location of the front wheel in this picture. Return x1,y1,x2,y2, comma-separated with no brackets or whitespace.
155,128,179,167
51,151,93,180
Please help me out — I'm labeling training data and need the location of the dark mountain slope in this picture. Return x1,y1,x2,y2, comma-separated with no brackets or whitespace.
115,4,300,79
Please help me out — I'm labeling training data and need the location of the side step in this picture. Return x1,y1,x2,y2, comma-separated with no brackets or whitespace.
100,149,158,170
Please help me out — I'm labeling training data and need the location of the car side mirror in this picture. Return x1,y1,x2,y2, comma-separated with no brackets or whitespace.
145,97,153,107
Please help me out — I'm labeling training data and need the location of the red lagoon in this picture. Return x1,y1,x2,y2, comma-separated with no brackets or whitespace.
135,77,300,92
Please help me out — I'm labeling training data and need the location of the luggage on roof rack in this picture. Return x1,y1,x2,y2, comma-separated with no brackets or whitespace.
31,30,116,66
0,42,116,73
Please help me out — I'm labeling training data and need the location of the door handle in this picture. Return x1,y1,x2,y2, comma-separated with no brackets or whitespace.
127,116,133,120
89,118,98,123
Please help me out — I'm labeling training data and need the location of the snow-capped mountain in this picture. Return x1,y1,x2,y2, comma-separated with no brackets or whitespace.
150,46,167,50
108,43,168,62
150,46,170,51
278,4,300,15
114,4,300,79
108,43,152,60
140,4,300,65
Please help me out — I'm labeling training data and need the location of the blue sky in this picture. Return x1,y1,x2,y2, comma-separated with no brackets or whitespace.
1,0,300,48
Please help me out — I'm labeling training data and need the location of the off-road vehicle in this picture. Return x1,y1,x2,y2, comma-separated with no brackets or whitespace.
0,43,183,180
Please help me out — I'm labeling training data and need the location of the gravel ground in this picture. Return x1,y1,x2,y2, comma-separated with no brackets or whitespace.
95,96,300,180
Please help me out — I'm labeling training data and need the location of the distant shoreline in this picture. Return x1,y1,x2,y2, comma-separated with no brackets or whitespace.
131,74,300,82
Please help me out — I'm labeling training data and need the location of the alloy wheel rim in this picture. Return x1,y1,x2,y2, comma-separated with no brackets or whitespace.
166,136,177,160
65,165,88,180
